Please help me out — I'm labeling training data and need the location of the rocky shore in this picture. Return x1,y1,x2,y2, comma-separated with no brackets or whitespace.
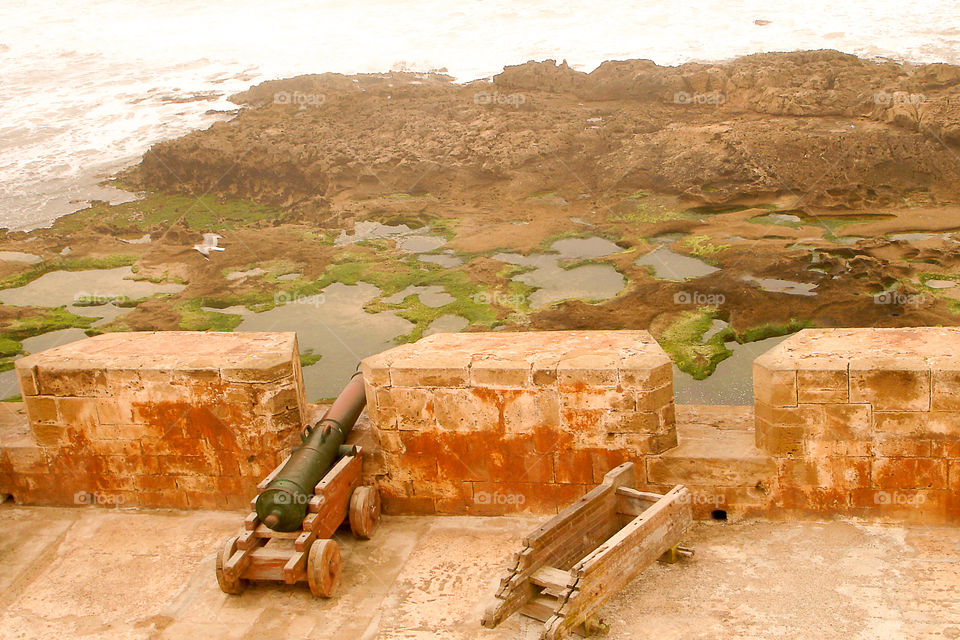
1,50,960,400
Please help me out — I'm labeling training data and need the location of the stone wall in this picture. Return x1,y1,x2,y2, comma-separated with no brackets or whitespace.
359,331,676,515
1,327,956,523
754,328,960,521
0,332,305,509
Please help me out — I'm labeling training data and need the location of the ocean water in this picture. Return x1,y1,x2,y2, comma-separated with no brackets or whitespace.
1,0,959,231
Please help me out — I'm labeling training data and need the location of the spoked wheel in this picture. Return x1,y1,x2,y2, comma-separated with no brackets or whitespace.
307,538,342,598
349,486,381,540
216,535,246,595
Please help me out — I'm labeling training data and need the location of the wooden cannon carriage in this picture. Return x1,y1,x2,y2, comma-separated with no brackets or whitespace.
216,445,381,597
482,462,693,639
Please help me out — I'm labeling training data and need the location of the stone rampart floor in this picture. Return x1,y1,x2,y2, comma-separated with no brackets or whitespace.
1,502,958,639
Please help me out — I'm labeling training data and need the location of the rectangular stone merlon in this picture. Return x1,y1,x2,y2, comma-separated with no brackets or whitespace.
752,328,960,520
9,331,306,509
359,330,676,514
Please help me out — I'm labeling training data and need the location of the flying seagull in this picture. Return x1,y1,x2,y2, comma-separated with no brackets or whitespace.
194,233,225,259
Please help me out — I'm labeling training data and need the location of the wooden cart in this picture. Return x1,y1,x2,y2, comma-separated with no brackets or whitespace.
482,462,693,639
216,445,381,597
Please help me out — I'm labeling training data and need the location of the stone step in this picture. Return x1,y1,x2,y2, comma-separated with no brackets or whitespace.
647,406,775,487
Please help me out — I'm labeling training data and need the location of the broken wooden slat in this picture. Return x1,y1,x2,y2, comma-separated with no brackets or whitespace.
482,463,635,630
615,487,663,518
542,485,693,639
530,566,572,591
520,595,559,623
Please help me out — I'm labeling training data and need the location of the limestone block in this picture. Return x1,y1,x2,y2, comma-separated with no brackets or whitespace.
850,361,930,412
753,360,797,407
872,457,947,490
797,362,849,404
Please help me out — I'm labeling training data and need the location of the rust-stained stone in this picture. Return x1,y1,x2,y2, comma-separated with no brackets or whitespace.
873,457,948,490
850,366,931,412
361,331,676,514
23,396,58,425
931,367,960,410
3,332,305,509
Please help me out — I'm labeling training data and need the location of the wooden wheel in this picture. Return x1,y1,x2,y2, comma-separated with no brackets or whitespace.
216,535,245,595
307,539,341,598
349,486,381,539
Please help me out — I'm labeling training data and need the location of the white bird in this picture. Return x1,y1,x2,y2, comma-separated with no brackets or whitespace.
193,233,225,259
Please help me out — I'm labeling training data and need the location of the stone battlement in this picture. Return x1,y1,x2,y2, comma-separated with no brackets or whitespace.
1,332,306,509
0,328,957,522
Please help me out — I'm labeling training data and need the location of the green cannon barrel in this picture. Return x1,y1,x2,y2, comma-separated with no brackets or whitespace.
256,372,367,532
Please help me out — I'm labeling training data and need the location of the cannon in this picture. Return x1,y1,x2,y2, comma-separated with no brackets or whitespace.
256,371,367,532
216,371,381,597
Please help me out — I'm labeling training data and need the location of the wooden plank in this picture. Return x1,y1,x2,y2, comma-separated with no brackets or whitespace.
282,550,307,584
545,485,693,639
616,487,663,501
253,525,300,539
578,485,692,579
224,540,261,581
314,452,359,495
243,512,259,531
242,546,291,582
520,595,559,623
517,490,617,572
295,531,316,552
482,580,534,628
236,529,258,550
257,454,291,491
482,463,638,632
307,495,325,513
524,463,634,550
531,566,572,591
615,487,662,518
310,453,361,539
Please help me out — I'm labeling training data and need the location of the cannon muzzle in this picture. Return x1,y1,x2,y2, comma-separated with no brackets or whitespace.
256,371,367,531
